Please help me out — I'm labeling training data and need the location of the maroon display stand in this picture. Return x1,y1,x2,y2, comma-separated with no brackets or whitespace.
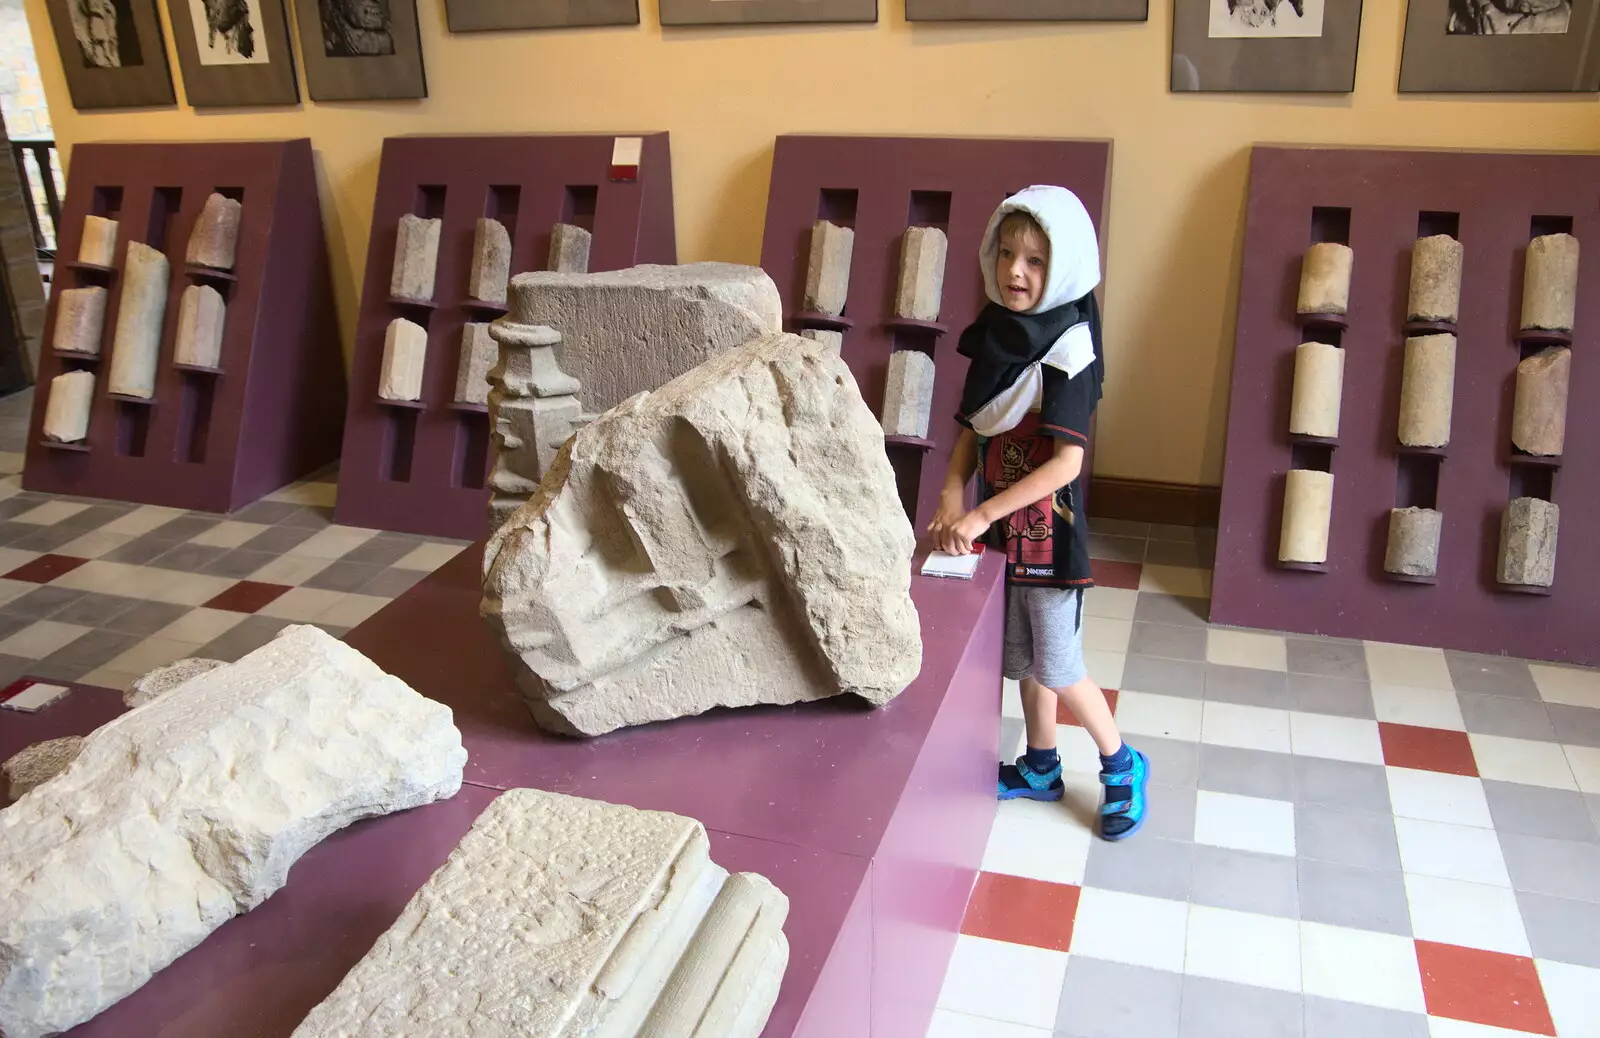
22,140,345,513
0,553,1004,1037
758,135,1111,528
333,134,677,540
1213,146,1600,665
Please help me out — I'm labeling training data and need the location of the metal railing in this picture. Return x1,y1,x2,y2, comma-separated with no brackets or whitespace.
11,139,60,258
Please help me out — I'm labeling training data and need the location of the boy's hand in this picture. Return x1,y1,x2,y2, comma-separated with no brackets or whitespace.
941,510,990,555
928,491,966,544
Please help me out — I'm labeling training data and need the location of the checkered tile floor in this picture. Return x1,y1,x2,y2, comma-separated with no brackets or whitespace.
934,520,1600,1038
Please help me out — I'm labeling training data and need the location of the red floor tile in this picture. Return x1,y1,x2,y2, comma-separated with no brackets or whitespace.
1417,940,1555,1035
1058,688,1118,727
3,553,88,584
960,871,1080,952
1379,722,1479,777
205,580,291,614
1090,559,1142,590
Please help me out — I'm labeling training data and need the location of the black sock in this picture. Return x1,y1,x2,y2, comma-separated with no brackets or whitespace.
1100,743,1134,773
1023,746,1060,773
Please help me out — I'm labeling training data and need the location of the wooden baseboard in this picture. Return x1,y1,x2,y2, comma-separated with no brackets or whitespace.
1088,476,1220,528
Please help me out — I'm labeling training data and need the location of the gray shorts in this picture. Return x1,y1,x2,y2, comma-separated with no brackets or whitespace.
1003,585,1088,689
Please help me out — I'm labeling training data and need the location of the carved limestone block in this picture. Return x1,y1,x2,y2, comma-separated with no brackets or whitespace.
467,217,511,304
881,349,935,439
78,215,117,267
1385,507,1442,578
1499,497,1558,587
379,318,428,401
390,214,442,301
1296,243,1353,316
1288,342,1344,439
454,323,497,406
895,225,948,322
1408,235,1463,323
185,192,243,271
107,242,170,399
800,328,842,357
548,222,591,274
51,286,107,356
803,220,854,316
174,284,225,369
1279,469,1333,564
1398,334,1456,448
43,370,94,443
1512,347,1570,457
1521,233,1579,333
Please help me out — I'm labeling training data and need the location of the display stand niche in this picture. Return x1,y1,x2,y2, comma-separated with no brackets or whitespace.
759,135,1111,530
1214,146,1600,666
334,134,676,540
23,140,344,512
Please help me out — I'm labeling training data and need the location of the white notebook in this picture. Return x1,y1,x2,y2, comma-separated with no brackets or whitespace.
920,545,985,580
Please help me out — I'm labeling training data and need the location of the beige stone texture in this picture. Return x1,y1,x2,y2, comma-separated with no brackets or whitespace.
1398,334,1456,448
184,192,242,271
379,318,428,401
1279,469,1333,564
123,657,225,708
1499,497,1558,587
1408,235,1463,323
454,323,498,406
1384,507,1442,578
174,283,225,369
390,214,442,301
107,241,170,399
895,225,948,321
548,222,592,274
51,286,107,356
1288,342,1343,438
1511,347,1570,457
803,220,854,316
483,333,921,737
1296,243,1353,316
0,625,466,1038
881,349,935,438
467,217,511,304
293,789,788,1038
77,215,117,267
42,369,93,443
1520,233,1579,332
800,328,842,357
3,736,83,805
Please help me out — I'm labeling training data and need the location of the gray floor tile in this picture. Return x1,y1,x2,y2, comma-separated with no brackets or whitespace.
1298,858,1412,935
1303,997,1428,1038
50,592,139,628
0,521,42,547
1483,779,1600,842
1295,803,1402,871
1132,736,1200,788
1546,703,1600,749
1589,793,1600,836
1204,664,1289,708
1142,784,1198,841
147,515,220,542
1518,891,1600,968
0,585,86,621
1287,637,1369,680
199,549,280,580
9,525,91,552
241,524,319,554
102,600,192,637
195,615,293,662
1056,957,1183,1038
280,506,335,530
1456,692,1554,741
44,627,141,670
1145,539,1209,568
104,535,182,566
340,533,425,568
1148,523,1202,544
0,614,36,645
1082,835,1193,902
1287,673,1375,719
1198,743,1295,800
1293,756,1393,814
1121,654,1204,699
1087,534,1145,564
149,542,231,574
0,653,33,685
0,497,45,521
25,656,92,682
1179,976,1303,1038
1128,622,1206,661
1499,832,1600,902
303,561,384,593
1092,518,1149,539
1133,594,1209,628
359,567,426,598
1445,651,1541,700
57,503,131,531
231,499,304,525
1189,845,1299,918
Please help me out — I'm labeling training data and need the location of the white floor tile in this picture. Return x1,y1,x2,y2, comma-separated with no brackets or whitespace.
190,521,270,550
1055,724,1108,776
925,1009,1052,1038
0,620,88,658
51,560,149,597
1206,629,1288,671
104,637,204,677
1468,733,1577,791
289,526,378,561
981,800,1093,886
1387,767,1494,828
250,554,332,587
1536,959,1600,1038
1184,904,1301,991
153,607,244,645
100,505,186,538
936,934,1069,1030
1069,888,1189,973
1193,790,1297,857
1427,1020,1554,1038
1083,649,1125,691
1567,745,1600,795
1200,701,1291,753
1365,642,1454,690
0,451,24,475
395,542,467,571
0,576,37,607
1395,816,1510,886
139,570,235,607
319,594,390,629
1300,921,1426,1014
0,549,41,576
1082,615,1132,655
1529,663,1600,710
12,500,88,525
1138,564,1211,598
55,531,132,559
1372,684,1466,731
79,666,140,692
1289,711,1384,764
259,587,344,623
1404,873,1529,956
1083,586,1138,621
1113,690,1203,742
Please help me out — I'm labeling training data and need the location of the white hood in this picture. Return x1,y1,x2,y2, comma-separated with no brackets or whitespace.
978,184,1101,315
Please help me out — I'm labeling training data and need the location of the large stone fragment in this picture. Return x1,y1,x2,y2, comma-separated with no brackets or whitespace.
454,322,497,406
379,317,428,401
803,220,854,315
390,214,442,301
1385,507,1442,578
467,217,511,304
1288,342,1344,438
174,283,225,369
1408,235,1463,323
1521,233,1579,332
548,222,591,274
1499,497,1558,587
293,789,788,1038
0,625,466,1038
77,215,117,266
1296,243,1353,316
52,287,107,356
1398,334,1456,448
1279,469,1333,564
184,192,243,271
1512,347,1570,457
483,333,921,737
2,737,83,805
42,370,94,443
896,225,948,321
122,656,225,708
882,349,935,438
800,328,842,357
107,241,170,399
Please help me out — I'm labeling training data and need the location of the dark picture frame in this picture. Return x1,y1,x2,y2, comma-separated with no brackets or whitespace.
290,0,426,100
165,0,299,106
43,0,176,109
659,0,875,25
445,0,637,30
1171,0,1364,93
1400,0,1600,92
907,0,1145,20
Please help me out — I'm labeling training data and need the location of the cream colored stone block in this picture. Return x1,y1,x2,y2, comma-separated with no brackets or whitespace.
390,214,442,301
1289,342,1344,439
42,370,94,443
1398,334,1456,448
1521,233,1579,333
1280,469,1333,564
803,220,854,316
379,318,428,401
184,192,242,271
77,215,117,267
174,284,225,369
107,242,169,399
1297,243,1353,316
467,217,510,304
895,225,947,321
454,323,497,406
52,287,107,356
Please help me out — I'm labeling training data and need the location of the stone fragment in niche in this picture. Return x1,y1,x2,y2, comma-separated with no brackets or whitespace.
1398,334,1455,448
1408,234,1462,323
1499,497,1558,587
895,225,948,322
467,217,511,303
882,349,935,439
1288,342,1343,439
52,286,107,356
1385,507,1442,578
43,370,94,443
1511,346,1570,457
390,214,442,301
548,222,591,274
174,283,226,369
454,322,497,406
803,219,854,316
185,192,243,271
78,215,118,267
107,241,170,399
380,318,428,402
1279,468,1333,564
1296,243,1352,316
1520,233,1579,333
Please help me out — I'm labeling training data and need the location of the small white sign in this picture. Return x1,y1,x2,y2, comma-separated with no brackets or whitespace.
611,137,644,169
0,682,71,712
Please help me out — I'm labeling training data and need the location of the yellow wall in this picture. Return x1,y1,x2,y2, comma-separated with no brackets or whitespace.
24,0,1600,485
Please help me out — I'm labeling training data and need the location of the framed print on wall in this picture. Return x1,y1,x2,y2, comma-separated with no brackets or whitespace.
906,0,1145,20
165,0,300,105
43,0,176,109
659,0,875,25
445,0,637,30
1171,0,1364,92
291,0,427,100
1399,0,1600,92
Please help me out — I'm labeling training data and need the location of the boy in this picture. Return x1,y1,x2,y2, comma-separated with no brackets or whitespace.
928,185,1149,841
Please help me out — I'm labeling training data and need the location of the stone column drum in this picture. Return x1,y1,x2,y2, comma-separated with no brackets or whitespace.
454,323,497,406
107,242,170,399
174,284,226,369
1512,347,1570,457
1398,334,1456,448
881,350,935,439
379,318,428,401
548,223,591,274
1408,235,1463,323
78,215,118,266
1499,497,1558,587
803,220,854,316
185,193,243,271
1289,342,1344,438
1296,243,1353,316
467,218,511,304
43,370,94,443
51,287,108,356
895,226,948,321
1280,469,1334,564
1385,507,1443,578
390,214,442,301
1521,233,1579,333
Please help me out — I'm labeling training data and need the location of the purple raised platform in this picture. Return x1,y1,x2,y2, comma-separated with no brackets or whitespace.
334,134,677,541
0,546,1004,1036
758,135,1111,528
1213,146,1600,665
22,140,345,512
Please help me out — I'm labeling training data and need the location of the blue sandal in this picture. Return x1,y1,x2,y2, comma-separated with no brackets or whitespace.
1098,747,1150,841
997,756,1065,802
